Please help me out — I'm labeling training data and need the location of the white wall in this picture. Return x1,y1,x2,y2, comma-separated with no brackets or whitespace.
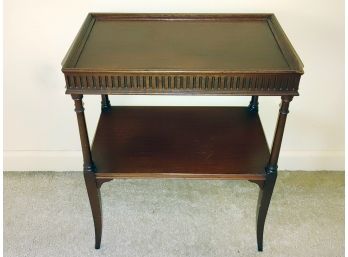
4,0,344,171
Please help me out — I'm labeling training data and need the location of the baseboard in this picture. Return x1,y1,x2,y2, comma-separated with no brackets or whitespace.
3,150,345,171
277,150,344,171
3,151,82,171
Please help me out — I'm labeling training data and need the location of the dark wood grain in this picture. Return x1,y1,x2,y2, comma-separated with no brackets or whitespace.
71,94,101,249
76,20,287,70
267,96,293,169
71,94,95,172
63,13,304,251
256,95,293,251
62,13,303,96
84,170,102,249
91,106,270,180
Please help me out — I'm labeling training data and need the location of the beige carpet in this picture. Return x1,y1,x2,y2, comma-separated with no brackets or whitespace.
4,171,344,257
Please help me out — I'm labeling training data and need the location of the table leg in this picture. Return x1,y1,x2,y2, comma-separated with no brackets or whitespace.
257,95,293,251
84,171,102,249
248,96,263,188
248,96,259,113
72,94,102,249
101,94,111,112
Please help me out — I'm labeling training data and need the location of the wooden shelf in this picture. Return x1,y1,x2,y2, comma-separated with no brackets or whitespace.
91,107,270,180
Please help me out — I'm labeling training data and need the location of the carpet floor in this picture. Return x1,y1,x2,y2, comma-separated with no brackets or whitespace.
4,171,344,257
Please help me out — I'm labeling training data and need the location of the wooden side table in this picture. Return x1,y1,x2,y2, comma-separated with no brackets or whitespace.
61,13,304,251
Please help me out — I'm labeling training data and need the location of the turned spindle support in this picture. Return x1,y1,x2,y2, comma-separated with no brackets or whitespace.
101,94,111,112
71,94,102,249
248,96,259,113
256,95,293,251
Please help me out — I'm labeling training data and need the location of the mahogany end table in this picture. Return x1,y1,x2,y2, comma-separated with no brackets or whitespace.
61,13,304,251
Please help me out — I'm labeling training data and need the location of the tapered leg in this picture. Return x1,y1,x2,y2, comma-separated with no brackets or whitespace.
71,94,103,249
84,171,102,249
256,171,277,251
256,96,293,251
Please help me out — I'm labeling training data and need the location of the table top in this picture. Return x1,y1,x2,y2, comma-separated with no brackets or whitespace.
62,13,304,96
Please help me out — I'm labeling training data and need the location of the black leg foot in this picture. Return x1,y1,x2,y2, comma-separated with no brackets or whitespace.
256,169,277,251
84,170,102,249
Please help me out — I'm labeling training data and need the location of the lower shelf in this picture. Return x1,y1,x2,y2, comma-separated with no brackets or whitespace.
91,106,270,180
